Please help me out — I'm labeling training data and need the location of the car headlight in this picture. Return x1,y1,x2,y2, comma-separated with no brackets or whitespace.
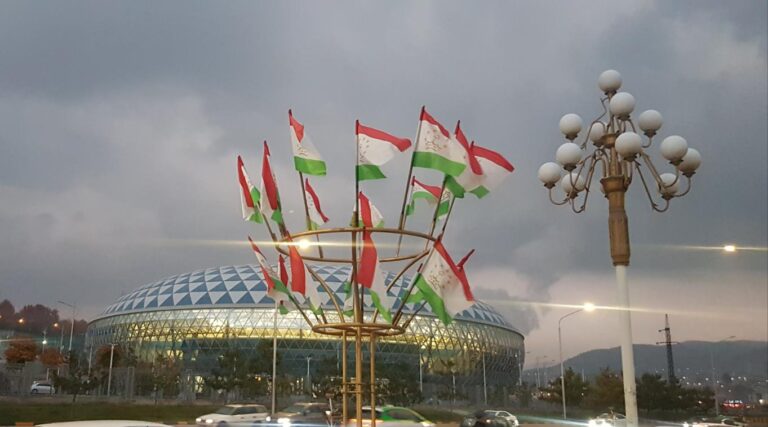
588,420,597,427
278,417,291,427
205,419,215,424
683,423,689,427
266,416,272,422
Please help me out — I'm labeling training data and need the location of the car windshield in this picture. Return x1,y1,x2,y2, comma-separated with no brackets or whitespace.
215,406,238,415
283,405,309,413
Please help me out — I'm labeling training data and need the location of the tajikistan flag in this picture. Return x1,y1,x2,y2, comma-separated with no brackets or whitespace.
444,123,485,198
304,178,329,230
352,192,385,228
342,269,354,317
412,241,475,325
406,177,441,216
248,237,291,313
469,143,515,198
356,120,411,181
413,108,466,177
290,110,327,176
260,141,284,225
238,156,263,223
357,192,395,322
287,237,323,314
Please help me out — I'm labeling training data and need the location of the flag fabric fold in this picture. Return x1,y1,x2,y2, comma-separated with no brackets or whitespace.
444,123,485,198
304,178,329,230
352,192,385,228
287,238,323,314
238,156,263,223
406,177,441,216
469,143,515,198
356,192,395,322
248,237,291,312
413,108,466,177
412,240,475,325
356,120,412,181
290,110,327,176
260,141,284,225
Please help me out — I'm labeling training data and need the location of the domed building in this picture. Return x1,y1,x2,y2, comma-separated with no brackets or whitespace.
87,264,525,400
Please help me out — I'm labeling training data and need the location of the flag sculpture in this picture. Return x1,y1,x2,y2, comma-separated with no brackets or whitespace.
236,107,513,427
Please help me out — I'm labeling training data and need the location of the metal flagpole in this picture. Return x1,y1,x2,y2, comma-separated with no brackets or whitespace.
395,107,424,255
482,352,487,405
298,173,324,258
271,300,278,415
352,124,364,427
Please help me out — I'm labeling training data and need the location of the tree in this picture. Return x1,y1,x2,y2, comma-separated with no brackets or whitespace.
0,299,15,329
540,367,590,407
376,361,422,406
637,373,670,412
40,348,64,367
95,345,123,370
52,353,97,402
583,367,624,410
17,304,59,333
205,348,247,402
4,339,38,363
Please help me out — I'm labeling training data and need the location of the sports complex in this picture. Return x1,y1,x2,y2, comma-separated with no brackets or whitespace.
87,264,525,400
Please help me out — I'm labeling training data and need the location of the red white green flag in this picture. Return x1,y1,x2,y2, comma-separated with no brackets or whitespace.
260,141,284,225
469,143,515,198
413,108,466,177
238,156,263,223
352,192,385,228
444,122,485,198
357,192,395,322
356,120,412,181
304,178,329,230
248,236,291,313
287,237,323,314
405,177,441,216
289,110,327,176
412,241,475,325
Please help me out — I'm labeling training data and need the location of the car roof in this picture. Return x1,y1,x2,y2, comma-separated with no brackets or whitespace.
37,421,171,427
226,403,266,407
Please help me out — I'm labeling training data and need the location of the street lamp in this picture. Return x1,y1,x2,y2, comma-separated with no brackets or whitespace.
305,355,312,395
559,303,595,420
539,69,701,427
58,300,76,353
418,345,426,393
107,343,117,397
711,336,736,415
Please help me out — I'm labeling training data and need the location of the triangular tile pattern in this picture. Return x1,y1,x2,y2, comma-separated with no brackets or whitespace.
98,264,515,331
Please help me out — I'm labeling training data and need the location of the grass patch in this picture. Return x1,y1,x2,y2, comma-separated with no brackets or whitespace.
0,402,219,425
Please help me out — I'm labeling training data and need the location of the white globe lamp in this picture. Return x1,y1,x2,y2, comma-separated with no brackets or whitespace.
538,162,562,187
559,114,583,139
677,148,701,175
658,173,679,197
589,122,606,144
609,92,636,118
638,110,663,136
598,70,622,94
660,135,688,163
615,132,643,159
561,172,586,195
555,143,583,170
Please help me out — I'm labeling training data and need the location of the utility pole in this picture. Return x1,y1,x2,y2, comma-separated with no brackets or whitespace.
655,314,677,383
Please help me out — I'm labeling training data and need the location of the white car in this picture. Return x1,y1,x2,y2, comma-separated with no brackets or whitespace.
37,421,171,427
484,411,519,427
30,381,55,394
588,413,626,427
348,406,435,427
196,404,270,426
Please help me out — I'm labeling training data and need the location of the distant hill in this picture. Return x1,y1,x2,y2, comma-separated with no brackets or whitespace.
527,340,767,381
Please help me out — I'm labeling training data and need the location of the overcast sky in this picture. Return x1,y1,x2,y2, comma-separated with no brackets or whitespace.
1,0,766,367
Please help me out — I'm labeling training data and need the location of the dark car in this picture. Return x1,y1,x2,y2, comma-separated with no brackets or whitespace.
461,410,515,427
270,402,331,427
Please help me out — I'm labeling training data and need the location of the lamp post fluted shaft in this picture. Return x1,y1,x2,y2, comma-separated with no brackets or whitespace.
539,70,701,427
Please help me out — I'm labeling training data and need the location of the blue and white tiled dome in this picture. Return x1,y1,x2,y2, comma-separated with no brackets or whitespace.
96,264,515,331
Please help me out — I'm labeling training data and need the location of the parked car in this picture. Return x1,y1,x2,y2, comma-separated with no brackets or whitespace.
271,402,332,426
460,410,516,427
588,413,626,427
347,406,434,427
683,416,748,427
38,422,171,427
30,381,55,394
195,404,270,426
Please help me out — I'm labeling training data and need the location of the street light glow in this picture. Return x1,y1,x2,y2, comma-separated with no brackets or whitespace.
297,239,312,250
723,245,736,253
583,302,596,312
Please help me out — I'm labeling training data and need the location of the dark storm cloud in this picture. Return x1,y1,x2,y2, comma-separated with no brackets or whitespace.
0,0,765,345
